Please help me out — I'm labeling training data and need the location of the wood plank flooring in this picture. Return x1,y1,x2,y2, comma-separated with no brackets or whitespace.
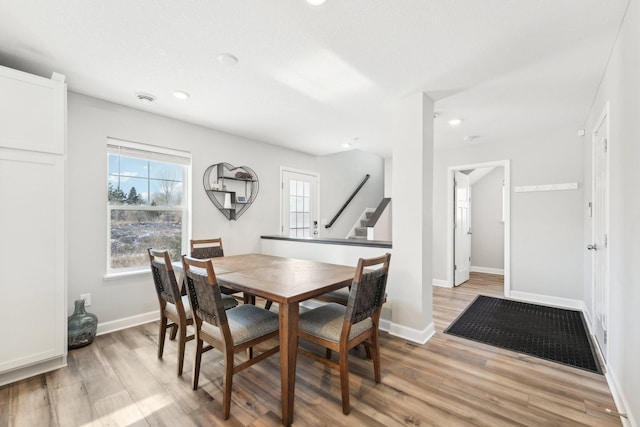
0,273,622,426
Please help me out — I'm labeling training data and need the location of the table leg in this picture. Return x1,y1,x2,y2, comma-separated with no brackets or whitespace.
279,302,299,426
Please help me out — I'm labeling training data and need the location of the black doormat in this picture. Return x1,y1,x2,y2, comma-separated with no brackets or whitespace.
444,295,602,374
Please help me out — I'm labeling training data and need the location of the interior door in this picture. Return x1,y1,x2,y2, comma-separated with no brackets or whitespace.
281,169,319,237
454,171,471,286
591,116,609,358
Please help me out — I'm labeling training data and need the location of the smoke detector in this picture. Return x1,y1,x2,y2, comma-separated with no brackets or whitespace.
135,92,156,104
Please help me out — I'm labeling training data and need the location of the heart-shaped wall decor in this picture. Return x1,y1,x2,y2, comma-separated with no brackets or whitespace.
203,163,259,220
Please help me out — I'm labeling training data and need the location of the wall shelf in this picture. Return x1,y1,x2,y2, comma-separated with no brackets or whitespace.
203,162,259,220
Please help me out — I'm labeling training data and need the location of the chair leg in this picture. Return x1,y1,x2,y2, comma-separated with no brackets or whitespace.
325,348,332,360
177,323,187,376
339,350,350,415
264,300,273,311
169,323,178,340
223,350,234,420
158,316,168,359
364,342,372,360
246,347,253,360
192,338,203,390
371,331,381,383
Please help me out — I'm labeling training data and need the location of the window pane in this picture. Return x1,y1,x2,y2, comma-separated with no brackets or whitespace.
290,213,296,228
108,155,119,174
304,181,310,197
290,180,297,196
296,213,304,227
119,157,149,178
149,160,183,180
296,196,304,212
297,181,304,196
303,213,310,228
110,209,183,269
303,197,310,212
150,179,183,206
289,196,296,212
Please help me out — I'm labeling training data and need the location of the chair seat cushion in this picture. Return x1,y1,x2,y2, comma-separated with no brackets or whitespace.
166,295,193,319
299,303,372,343
201,304,279,345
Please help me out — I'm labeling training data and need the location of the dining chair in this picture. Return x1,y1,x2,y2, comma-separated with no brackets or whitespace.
190,237,274,310
181,255,280,420
148,248,238,376
297,253,391,415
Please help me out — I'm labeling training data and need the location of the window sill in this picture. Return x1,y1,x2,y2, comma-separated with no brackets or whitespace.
104,269,150,281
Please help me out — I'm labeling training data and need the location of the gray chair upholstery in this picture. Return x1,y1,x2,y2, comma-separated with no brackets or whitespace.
297,253,391,415
182,254,280,420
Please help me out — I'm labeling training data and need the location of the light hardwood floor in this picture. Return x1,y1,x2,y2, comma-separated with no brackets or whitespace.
0,273,622,426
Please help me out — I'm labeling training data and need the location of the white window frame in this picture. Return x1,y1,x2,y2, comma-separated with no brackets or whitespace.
105,137,191,278
280,166,320,237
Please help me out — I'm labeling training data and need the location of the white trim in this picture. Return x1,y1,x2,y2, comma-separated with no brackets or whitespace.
508,291,582,310
432,279,451,288
96,310,159,336
470,266,504,275
446,160,511,297
581,303,634,426
386,321,435,345
0,356,67,387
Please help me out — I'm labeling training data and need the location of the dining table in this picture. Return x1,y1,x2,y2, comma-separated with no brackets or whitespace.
174,253,356,426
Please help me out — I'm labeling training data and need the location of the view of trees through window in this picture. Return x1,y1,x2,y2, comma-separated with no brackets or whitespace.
107,147,187,271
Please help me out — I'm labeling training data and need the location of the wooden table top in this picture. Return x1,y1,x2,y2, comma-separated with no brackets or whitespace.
175,253,356,304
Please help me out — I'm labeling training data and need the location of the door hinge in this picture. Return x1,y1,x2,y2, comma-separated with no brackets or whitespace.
454,265,457,271
604,234,608,248
604,330,607,344
469,256,471,262
604,138,608,153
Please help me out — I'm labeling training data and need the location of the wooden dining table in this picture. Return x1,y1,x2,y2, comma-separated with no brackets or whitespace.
175,253,356,426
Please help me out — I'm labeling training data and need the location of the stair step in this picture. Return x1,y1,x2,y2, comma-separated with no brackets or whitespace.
360,219,369,227
349,235,367,240
355,227,367,236
365,211,374,219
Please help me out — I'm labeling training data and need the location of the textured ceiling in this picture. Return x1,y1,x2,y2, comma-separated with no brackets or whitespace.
0,1,629,156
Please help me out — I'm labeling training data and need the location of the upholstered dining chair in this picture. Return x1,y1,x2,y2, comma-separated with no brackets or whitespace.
297,253,391,415
148,248,238,376
181,255,280,420
190,237,274,310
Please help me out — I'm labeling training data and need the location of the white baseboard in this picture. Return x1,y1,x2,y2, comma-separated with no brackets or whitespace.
470,266,504,275
0,356,67,387
96,310,159,336
509,291,583,310
432,279,451,288
384,320,435,345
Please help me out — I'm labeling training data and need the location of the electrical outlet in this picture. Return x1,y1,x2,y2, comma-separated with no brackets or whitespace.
80,293,91,307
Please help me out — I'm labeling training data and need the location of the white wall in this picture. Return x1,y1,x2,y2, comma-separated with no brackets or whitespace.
67,92,383,327
471,167,504,272
317,149,384,238
433,130,584,301
582,0,640,423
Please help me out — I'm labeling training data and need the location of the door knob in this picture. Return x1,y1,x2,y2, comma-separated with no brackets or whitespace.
587,244,597,251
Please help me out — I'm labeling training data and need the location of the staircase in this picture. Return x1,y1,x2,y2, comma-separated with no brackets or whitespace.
348,209,375,240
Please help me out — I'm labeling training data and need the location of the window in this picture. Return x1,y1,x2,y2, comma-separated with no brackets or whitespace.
107,138,190,274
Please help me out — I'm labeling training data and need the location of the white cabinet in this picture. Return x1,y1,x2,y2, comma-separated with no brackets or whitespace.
0,66,66,385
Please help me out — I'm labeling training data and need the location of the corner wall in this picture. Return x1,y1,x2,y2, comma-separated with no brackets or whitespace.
582,0,639,423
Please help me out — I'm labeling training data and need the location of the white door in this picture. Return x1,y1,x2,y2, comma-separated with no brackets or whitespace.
281,169,319,237
591,112,609,358
454,171,471,286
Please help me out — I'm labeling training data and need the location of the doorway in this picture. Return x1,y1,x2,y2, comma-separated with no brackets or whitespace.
590,103,610,360
447,160,511,295
280,167,320,237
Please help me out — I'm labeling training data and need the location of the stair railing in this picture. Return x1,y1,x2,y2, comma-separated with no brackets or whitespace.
324,174,370,229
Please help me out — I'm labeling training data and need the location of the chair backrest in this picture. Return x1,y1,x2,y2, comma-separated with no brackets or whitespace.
190,238,224,259
181,255,229,329
148,248,183,308
345,253,391,324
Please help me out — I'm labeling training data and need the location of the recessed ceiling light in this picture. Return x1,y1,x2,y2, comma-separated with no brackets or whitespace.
173,91,190,100
464,135,477,142
448,118,462,126
135,92,156,104
342,143,352,148
218,53,239,67
306,0,326,5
